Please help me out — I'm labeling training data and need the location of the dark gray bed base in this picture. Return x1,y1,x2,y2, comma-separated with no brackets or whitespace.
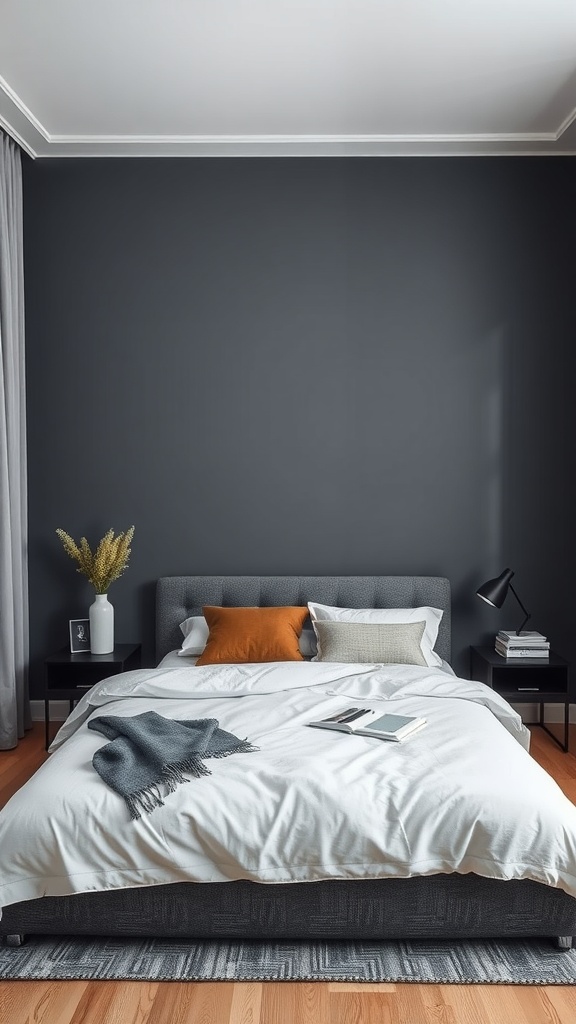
1,876,575,946
3,576,575,946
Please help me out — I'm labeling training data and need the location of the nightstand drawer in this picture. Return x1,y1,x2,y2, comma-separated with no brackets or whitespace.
489,667,568,696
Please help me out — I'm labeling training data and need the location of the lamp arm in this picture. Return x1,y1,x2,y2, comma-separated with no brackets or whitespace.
509,582,531,635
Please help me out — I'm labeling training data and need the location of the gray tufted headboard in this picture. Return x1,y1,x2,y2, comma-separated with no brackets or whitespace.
156,575,451,665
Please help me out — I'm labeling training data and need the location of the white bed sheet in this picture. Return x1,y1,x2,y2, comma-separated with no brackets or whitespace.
1,660,576,911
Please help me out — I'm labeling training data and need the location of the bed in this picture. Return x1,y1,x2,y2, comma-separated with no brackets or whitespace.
2,573,576,948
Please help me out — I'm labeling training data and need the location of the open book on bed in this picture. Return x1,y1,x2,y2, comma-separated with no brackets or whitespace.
308,706,426,742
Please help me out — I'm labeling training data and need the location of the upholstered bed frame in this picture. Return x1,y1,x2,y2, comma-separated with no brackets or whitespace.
2,575,575,947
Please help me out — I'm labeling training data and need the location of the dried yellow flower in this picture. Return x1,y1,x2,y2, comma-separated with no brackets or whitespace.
56,526,135,593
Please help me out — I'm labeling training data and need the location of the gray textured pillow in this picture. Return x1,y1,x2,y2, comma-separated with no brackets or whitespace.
313,620,427,666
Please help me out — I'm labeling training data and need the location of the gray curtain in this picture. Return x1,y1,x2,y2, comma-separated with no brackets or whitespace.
0,131,30,748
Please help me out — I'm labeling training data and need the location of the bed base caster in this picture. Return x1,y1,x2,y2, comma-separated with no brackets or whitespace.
5,934,25,947
554,936,573,951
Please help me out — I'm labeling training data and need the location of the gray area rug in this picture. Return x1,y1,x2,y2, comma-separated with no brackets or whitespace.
0,936,575,984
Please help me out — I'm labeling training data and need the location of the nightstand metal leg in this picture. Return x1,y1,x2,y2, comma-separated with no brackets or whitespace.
539,702,570,754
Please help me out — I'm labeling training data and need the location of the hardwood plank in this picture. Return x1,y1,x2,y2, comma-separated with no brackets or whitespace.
0,757,46,808
437,985,487,1024
69,980,157,1024
0,725,49,809
182,981,235,1024
412,984,458,1023
331,989,394,1024
513,984,566,1024
295,980,331,1023
543,986,576,1023
476,984,551,1024
145,982,197,1024
228,981,263,1024
389,983,448,1024
260,982,330,1024
260,982,299,1024
0,979,89,1024
0,743,35,770
528,726,576,779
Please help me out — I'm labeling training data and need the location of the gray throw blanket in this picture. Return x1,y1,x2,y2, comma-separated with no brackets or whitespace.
88,711,258,820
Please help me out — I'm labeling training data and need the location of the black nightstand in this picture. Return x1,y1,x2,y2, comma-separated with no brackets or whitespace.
470,646,571,752
44,643,142,750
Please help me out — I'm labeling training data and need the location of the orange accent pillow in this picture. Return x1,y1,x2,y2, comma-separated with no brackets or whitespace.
195,606,308,665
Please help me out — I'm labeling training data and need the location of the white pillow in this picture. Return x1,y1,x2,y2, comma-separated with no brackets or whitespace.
178,615,210,656
178,615,317,658
307,602,443,668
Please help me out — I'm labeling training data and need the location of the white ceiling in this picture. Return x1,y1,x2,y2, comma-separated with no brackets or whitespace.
1,0,576,158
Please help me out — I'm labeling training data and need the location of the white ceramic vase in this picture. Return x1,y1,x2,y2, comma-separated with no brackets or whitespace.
89,593,114,654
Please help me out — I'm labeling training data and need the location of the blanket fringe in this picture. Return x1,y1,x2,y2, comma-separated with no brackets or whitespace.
162,757,211,791
125,743,259,819
125,783,166,821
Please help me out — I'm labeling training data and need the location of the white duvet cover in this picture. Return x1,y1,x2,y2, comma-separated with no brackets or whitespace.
2,659,576,911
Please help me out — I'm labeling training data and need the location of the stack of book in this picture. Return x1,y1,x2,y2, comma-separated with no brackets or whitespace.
495,630,550,659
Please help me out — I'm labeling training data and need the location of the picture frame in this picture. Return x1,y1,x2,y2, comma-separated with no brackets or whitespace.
69,618,91,654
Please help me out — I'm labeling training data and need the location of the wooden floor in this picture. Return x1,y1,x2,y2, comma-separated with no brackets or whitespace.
1,723,576,1024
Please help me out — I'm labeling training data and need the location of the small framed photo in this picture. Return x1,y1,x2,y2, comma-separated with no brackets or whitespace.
69,618,91,654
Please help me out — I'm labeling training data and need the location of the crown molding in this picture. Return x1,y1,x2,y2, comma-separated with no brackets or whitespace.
38,135,573,158
555,103,576,140
2,77,576,159
0,74,49,157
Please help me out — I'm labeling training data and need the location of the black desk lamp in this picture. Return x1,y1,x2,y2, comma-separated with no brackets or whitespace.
476,568,531,636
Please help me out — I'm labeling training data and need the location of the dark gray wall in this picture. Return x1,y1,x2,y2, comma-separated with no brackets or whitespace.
23,157,576,695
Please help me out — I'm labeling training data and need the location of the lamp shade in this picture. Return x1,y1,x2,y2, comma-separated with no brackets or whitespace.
476,568,515,609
